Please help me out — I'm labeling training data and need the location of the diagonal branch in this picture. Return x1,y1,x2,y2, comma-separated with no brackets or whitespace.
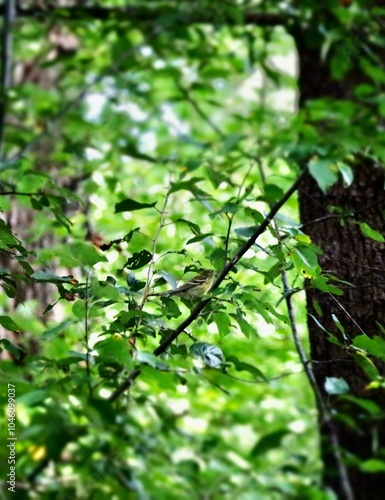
109,166,308,402
155,166,308,354
211,166,308,290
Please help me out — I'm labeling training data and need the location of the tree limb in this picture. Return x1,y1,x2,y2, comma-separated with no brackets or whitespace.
110,166,308,401
0,5,286,26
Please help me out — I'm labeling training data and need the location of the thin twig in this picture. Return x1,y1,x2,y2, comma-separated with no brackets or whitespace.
281,270,354,500
84,272,92,397
224,162,255,261
300,214,349,229
224,213,233,261
199,373,230,395
328,293,367,336
322,249,385,274
178,84,225,137
180,84,263,164
224,369,302,384
337,281,385,289
140,180,172,308
0,191,43,196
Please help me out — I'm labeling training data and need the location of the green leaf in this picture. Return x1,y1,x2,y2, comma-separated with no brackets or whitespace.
337,162,353,186
52,208,72,233
360,58,385,84
357,222,385,242
42,320,73,339
360,459,385,473
43,337,69,359
292,245,318,269
214,312,232,336
157,271,178,290
123,227,140,243
176,218,201,236
312,299,322,316
169,177,204,193
30,197,43,210
72,301,86,318
250,429,290,457
231,312,258,338
263,184,284,203
0,315,20,332
227,355,265,380
95,337,132,365
186,233,213,244
234,226,258,238
324,377,349,395
122,144,158,163
190,342,224,368
331,314,345,335
124,250,152,270
244,207,264,223
353,335,385,362
115,198,157,213
353,352,379,380
70,243,108,266
98,283,120,301
0,338,24,360
1,276,17,298
32,271,76,284
136,351,169,370
339,395,381,415
158,296,182,319
0,219,21,247
17,389,49,406
311,276,343,295
127,272,146,292
308,158,339,193
221,202,239,215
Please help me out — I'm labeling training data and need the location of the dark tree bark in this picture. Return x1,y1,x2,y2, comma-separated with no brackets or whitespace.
299,165,385,498
0,26,79,357
296,16,385,500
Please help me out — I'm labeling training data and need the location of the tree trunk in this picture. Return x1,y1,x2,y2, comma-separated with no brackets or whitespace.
296,22,385,500
299,165,385,498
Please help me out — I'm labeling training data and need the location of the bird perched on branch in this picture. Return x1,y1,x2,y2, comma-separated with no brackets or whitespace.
149,270,216,299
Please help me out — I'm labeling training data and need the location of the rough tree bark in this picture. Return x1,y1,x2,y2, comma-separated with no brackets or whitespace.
300,165,385,497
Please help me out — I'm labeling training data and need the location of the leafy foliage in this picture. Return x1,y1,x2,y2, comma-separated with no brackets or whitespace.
1,1,385,498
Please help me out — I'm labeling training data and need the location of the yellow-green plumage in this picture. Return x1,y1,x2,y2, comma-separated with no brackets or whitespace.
151,270,215,298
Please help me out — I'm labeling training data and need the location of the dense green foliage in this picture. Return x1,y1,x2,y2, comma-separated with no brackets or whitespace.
2,1,385,498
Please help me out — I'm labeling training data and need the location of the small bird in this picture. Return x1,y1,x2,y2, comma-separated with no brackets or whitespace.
149,270,216,299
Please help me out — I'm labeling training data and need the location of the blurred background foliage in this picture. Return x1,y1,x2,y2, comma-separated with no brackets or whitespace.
1,0,383,498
